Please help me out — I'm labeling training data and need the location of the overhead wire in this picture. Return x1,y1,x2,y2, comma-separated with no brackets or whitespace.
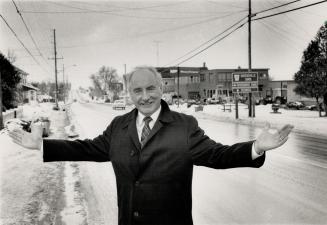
172,21,247,66
254,0,302,14
165,16,248,66
11,0,52,73
74,0,242,15
167,0,327,66
56,12,242,49
252,0,327,21
257,20,303,51
0,12,49,76
21,1,217,20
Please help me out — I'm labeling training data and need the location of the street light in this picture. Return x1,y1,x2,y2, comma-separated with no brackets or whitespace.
62,64,76,103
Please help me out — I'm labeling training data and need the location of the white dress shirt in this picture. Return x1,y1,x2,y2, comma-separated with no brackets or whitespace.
136,105,161,142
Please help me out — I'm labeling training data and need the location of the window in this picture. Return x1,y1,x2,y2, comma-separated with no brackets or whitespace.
200,74,205,82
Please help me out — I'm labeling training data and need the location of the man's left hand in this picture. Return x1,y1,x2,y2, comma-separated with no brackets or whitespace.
255,123,294,155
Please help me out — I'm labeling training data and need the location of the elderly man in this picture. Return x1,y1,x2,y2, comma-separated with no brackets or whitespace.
9,66,293,225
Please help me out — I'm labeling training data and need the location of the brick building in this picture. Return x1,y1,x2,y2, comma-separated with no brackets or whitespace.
156,65,270,101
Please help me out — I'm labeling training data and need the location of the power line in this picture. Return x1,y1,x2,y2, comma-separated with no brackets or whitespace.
254,0,302,15
252,0,327,21
165,16,248,66
0,12,48,75
172,21,247,66
56,12,242,50
20,1,244,20
11,0,51,71
165,1,326,67
72,0,239,15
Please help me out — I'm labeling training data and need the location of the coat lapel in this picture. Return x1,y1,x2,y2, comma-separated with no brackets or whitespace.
124,109,141,151
125,100,174,150
141,120,163,149
141,100,174,149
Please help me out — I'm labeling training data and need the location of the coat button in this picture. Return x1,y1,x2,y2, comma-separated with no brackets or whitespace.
133,211,139,217
130,150,135,156
135,181,140,186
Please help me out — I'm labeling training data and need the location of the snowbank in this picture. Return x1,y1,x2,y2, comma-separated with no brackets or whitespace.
171,103,327,137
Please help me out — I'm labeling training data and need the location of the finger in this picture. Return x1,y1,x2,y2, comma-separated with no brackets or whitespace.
9,133,22,143
264,122,271,131
12,138,22,145
278,124,294,139
8,130,22,140
11,128,24,136
278,136,289,147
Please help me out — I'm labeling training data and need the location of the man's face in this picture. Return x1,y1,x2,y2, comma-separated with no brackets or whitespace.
129,69,163,116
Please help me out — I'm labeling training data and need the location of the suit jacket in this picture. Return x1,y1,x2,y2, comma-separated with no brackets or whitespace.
44,100,265,225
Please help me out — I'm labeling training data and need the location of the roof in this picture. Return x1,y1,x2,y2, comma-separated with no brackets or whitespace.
22,83,38,91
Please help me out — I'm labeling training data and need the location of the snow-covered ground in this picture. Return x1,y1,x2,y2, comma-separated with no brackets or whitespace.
0,102,87,225
169,103,327,137
1,100,326,224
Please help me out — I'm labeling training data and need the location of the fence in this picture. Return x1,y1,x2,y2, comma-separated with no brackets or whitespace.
3,107,23,124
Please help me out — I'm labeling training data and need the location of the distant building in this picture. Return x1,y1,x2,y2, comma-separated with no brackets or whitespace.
266,80,317,104
200,67,269,99
16,68,38,103
156,65,270,100
156,65,208,100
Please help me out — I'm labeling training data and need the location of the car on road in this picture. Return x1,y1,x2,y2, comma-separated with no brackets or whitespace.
112,100,126,110
286,101,305,110
305,103,324,111
206,97,221,104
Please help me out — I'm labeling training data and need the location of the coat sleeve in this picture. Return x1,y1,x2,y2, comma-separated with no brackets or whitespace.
43,118,115,162
187,116,265,169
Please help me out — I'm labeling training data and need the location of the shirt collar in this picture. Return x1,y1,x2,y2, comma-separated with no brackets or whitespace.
137,105,161,126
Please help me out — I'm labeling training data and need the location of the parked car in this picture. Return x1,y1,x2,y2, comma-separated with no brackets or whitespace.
207,97,220,104
305,103,324,111
274,96,287,105
112,100,126,110
286,101,305,110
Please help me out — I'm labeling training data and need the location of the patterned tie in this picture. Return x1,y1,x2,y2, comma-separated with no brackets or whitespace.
141,116,152,146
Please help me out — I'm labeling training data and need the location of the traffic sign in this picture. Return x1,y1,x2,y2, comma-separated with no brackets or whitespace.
232,72,258,93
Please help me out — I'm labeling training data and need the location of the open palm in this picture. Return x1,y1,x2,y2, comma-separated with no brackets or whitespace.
255,123,294,154
9,123,43,150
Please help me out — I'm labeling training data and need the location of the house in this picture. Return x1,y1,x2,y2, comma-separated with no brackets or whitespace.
16,68,39,103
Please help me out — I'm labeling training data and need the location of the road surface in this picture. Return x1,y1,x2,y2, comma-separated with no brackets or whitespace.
72,102,327,225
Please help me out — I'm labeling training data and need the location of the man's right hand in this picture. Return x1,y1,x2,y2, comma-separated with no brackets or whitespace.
8,122,43,150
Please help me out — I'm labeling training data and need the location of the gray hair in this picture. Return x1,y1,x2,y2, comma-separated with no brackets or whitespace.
126,66,162,91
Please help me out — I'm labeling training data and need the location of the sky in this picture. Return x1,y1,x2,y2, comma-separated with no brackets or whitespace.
1,0,327,88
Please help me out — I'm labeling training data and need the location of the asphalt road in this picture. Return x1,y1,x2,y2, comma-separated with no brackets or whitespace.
73,102,327,225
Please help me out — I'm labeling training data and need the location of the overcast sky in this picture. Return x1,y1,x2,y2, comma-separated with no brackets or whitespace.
1,0,326,88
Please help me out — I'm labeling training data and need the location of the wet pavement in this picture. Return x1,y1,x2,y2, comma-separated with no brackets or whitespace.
75,102,327,224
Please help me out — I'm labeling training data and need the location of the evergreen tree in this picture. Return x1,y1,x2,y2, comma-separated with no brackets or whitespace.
0,52,21,110
294,22,327,117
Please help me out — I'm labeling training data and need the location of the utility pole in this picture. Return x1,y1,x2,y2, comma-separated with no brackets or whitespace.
154,40,161,67
177,66,180,108
248,0,253,117
48,29,63,109
124,64,127,95
62,64,65,103
0,72,3,130
54,29,59,108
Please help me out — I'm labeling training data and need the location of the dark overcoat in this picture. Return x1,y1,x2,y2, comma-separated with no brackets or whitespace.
44,100,265,225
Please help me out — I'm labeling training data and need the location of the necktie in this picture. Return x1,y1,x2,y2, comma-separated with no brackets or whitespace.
141,116,152,146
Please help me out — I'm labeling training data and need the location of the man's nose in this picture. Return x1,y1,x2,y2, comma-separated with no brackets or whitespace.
141,90,150,100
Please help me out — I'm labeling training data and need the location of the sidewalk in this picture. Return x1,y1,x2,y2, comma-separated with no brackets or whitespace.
171,103,327,137
0,103,70,224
